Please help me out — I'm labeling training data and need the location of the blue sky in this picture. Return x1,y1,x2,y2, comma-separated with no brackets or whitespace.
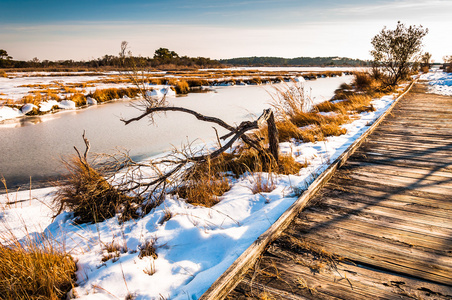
1,0,451,61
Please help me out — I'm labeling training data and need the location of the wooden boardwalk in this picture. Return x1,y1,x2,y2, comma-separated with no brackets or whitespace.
223,85,452,299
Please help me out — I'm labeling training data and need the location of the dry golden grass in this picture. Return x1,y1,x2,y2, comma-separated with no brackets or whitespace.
268,73,385,146
67,93,87,106
0,234,76,300
222,148,306,176
250,172,276,194
174,80,189,94
275,116,349,143
63,86,78,94
54,156,142,224
22,92,42,106
177,157,231,207
89,87,140,103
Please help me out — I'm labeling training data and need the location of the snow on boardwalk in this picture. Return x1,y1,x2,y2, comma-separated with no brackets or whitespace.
224,84,452,299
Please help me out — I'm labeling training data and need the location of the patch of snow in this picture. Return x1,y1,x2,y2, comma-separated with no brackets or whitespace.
318,111,337,117
294,76,306,83
330,99,347,104
39,100,59,112
20,103,37,114
146,89,163,98
161,86,176,97
0,106,23,122
86,97,97,105
58,100,76,110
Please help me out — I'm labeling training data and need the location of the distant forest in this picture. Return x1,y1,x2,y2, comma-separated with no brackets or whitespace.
0,47,368,70
219,56,368,66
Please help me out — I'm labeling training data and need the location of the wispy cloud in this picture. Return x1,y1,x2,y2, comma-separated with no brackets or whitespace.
330,0,452,17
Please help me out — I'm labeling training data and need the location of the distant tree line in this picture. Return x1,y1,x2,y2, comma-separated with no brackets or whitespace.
219,56,369,66
0,47,223,70
1,46,374,70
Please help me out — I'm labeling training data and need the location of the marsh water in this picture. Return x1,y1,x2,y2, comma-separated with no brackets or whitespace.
0,76,352,189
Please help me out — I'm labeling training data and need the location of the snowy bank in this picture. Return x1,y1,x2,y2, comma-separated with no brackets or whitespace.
420,71,452,96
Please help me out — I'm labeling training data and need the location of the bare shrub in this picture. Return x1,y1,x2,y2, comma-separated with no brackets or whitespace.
371,21,428,86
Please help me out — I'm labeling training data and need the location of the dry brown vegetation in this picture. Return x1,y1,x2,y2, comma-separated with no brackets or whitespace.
54,154,142,224
0,234,76,300
89,87,140,103
139,238,158,259
176,156,231,207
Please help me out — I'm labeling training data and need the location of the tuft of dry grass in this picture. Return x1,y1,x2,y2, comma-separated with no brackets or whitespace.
22,92,42,106
159,207,174,225
0,233,77,300
177,157,231,207
222,148,305,176
67,93,87,107
0,70,7,78
295,276,317,294
250,172,276,195
54,156,142,224
174,80,189,94
138,238,158,260
101,239,128,263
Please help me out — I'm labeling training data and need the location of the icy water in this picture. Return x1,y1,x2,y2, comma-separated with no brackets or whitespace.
0,76,352,189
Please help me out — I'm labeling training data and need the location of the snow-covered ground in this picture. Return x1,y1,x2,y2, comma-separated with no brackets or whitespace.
2,72,448,299
420,70,452,96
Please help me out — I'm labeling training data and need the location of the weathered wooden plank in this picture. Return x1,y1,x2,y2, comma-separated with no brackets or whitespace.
329,176,451,203
287,226,452,285
343,160,452,180
318,187,452,220
356,149,452,163
344,169,452,189
383,120,452,128
372,129,452,140
303,201,452,239
355,148,452,162
360,140,452,152
371,132,452,144
324,180,452,212
350,153,452,171
241,254,420,300
346,173,452,196
372,128,452,137
299,205,452,251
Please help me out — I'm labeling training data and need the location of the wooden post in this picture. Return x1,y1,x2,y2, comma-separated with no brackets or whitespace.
267,110,279,163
